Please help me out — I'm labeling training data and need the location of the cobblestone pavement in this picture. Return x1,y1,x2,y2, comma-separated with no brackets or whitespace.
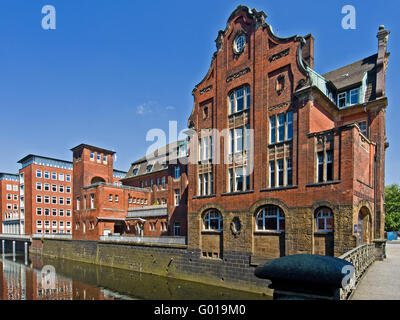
352,241,400,300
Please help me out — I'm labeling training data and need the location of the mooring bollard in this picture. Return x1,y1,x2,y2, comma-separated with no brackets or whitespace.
255,254,355,300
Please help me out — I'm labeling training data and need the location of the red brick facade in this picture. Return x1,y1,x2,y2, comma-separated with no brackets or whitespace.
0,174,20,234
186,6,389,259
17,156,74,236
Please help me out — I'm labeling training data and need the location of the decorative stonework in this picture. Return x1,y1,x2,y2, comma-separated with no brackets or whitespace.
268,48,290,62
200,85,213,95
226,67,251,83
230,217,242,238
268,101,290,112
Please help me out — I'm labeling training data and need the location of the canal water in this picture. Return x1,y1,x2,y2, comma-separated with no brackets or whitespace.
0,253,270,300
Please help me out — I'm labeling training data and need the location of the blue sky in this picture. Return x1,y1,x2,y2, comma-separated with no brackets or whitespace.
0,0,398,185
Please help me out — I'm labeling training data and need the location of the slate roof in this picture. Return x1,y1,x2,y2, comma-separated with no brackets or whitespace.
123,140,188,180
323,54,378,102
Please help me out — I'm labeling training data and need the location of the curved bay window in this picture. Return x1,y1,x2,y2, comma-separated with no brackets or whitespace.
229,85,250,115
256,206,285,232
203,210,223,231
315,207,334,232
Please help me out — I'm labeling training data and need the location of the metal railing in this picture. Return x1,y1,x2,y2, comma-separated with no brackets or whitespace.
31,234,72,240
339,243,376,299
99,234,187,245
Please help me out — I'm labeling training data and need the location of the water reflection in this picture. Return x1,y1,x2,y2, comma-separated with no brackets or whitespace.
0,253,270,300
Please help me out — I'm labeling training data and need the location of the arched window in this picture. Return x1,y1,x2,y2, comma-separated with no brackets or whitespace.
203,210,223,231
256,205,285,232
315,207,334,232
228,85,251,115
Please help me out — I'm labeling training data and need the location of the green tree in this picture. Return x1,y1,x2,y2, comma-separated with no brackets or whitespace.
385,184,400,231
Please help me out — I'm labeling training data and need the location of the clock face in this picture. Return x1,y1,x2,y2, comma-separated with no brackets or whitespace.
234,35,246,53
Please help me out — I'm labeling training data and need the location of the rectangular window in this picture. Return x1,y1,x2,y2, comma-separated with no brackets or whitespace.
286,112,293,140
90,194,95,209
338,92,347,108
44,171,50,179
234,167,243,192
270,117,276,144
174,222,181,236
13,194,18,201
44,208,50,216
59,209,64,217
90,152,94,161
66,198,71,205
174,190,180,207
357,121,368,137
317,152,324,183
103,155,107,163
59,197,64,205
174,166,181,179
229,168,234,193
278,114,285,142
44,196,50,204
59,185,64,193
66,186,71,193
246,86,251,109
229,92,235,114
36,208,42,216
36,195,42,203
36,182,42,190
51,172,57,180
229,129,234,155
13,185,18,192
236,87,244,112
77,197,80,210
36,170,42,178
66,174,71,182
286,158,293,186
270,161,276,188
277,159,284,187
115,195,119,202
109,194,113,202
326,151,333,182
52,209,57,216
44,183,50,191
52,184,57,192
66,210,71,217
235,127,243,153
198,174,203,196
52,196,57,204
350,88,359,105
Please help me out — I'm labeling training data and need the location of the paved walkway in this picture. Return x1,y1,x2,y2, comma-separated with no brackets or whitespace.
352,241,400,300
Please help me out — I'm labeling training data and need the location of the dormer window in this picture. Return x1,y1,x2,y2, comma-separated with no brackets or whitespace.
146,165,153,173
132,168,138,176
337,88,360,108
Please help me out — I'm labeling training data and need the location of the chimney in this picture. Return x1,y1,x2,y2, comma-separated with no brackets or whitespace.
376,25,390,98
302,34,314,69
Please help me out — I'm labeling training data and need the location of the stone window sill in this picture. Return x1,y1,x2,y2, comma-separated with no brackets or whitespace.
254,231,285,236
193,194,216,200
201,230,222,235
221,190,254,197
261,185,297,192
306,180,341,188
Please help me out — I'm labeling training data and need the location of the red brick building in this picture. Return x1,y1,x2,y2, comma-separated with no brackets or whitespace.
187,6,390,260
0,173,20,234
17,155,74,236
122,140,189,237
71,144,151,240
